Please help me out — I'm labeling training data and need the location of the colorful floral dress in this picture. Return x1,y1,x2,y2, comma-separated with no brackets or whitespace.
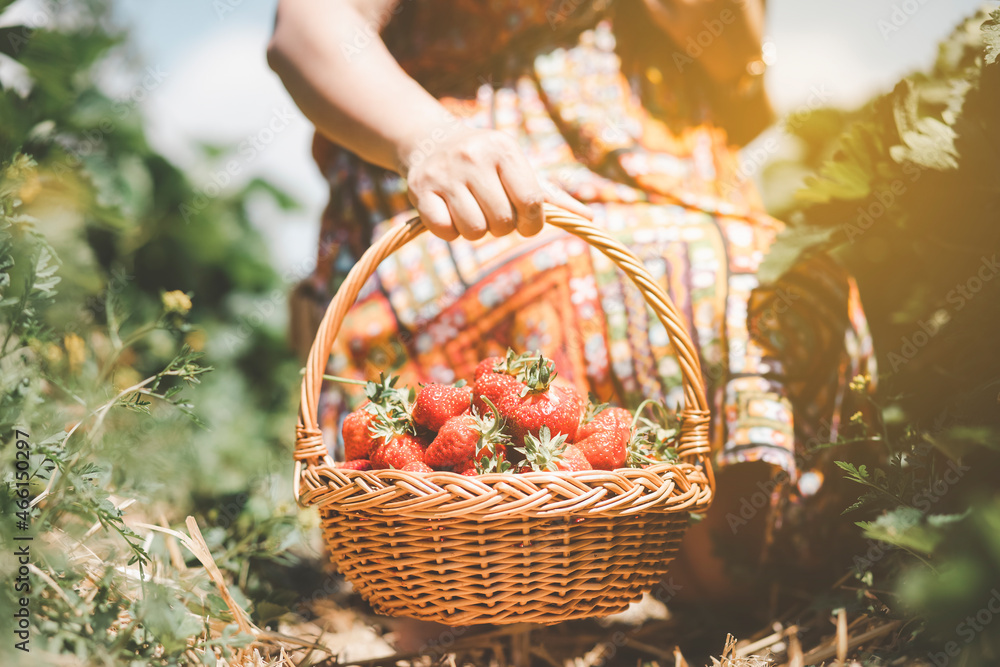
291,0,875,489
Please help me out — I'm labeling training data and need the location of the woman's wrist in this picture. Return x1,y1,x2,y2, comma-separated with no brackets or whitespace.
393,111,469,177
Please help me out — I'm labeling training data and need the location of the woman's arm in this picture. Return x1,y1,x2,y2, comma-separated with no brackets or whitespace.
267,0,591,241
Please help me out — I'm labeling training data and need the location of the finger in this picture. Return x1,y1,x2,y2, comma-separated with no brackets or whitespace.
467,170,516,237
410,190,458,241
496,152,545,237
544,186,594,220
443,187,489,241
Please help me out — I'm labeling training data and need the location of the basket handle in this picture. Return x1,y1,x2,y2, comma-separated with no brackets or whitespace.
294,205,713,480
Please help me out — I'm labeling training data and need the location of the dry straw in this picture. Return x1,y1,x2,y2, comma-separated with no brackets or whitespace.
293,205,715,625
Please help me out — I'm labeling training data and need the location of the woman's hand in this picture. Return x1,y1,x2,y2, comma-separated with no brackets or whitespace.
269,0,591,242
400,126,593,241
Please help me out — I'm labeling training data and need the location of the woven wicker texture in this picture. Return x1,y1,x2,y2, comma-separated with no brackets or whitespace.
294,205,715,625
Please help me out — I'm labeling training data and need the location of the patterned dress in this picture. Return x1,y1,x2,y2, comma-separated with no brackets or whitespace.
291,0,874,490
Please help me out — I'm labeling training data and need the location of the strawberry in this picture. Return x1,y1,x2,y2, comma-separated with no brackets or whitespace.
342,408,379,461
472,370,526,416
412,383,473,432
371,434,426,469
577,403,624,439
424,399,509,471
402,461,433,473
474,356,504,380
336,459,372,471
340,372,417,460
558,445,592,472
515,426,590,472
425,416,480,469
575,431,627,470
506,383,583,445
504,353,583,444
474,351,583,445
458,466,479,476
575,407,632,469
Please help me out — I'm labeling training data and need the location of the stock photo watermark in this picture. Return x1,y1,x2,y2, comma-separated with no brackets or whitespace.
886,254,999,372
179,106,298,223
842,162,924,244
878,0,934,41
927,588,1000,666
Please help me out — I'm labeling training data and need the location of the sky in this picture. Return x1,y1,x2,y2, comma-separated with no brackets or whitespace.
107,0,995,276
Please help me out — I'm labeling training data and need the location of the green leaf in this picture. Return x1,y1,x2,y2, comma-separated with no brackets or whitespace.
797,160,872,204
0,25,33,59
254,601,291,625
890,117,959,171
835,460,869,482
841,490,880,515
983,9,1000,65
857,507,940,555
757,225,837,284
243,177,300,212
135,584,205,655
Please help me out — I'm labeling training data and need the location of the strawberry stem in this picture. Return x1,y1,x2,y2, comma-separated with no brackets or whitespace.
630,398,665,430
302,369,368,386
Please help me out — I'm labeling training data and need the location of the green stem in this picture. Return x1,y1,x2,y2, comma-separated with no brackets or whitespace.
323,373,367,386
297,368,368,386
97,321,161,384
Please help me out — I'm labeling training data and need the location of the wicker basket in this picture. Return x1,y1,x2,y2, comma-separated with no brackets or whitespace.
293,204,715,626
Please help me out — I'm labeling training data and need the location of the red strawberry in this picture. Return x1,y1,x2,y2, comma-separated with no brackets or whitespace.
425,416,479,469
425,403,508,471
506,383,583,445
474,356,504,380
458,466,479,476
575,407,632,470
342,408,379,461
557,445,592,472
336,459,372,471
371,434,426,470
575,432,628,470
402,461,433,473
412,383,473,432
578,406,632,440
472,371,526,416
483,353,583,445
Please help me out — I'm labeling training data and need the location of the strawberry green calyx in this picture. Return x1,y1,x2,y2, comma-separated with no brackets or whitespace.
368,402,415,442
364,373,411,409
494,349,520,375
515,425,569,472
322,371,413,436
473,397,512,474
581,395,611,425
627,399,680,466
517,354,557,395
626,431,660,467
359,373,415,440
492,349,558,395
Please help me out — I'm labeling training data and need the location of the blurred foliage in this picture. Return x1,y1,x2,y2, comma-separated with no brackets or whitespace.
0,1,316,664
758,8,1000,666
762,8,1000,428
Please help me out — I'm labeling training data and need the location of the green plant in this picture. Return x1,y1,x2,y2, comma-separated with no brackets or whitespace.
759,9,1000,665
0,1,311,663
